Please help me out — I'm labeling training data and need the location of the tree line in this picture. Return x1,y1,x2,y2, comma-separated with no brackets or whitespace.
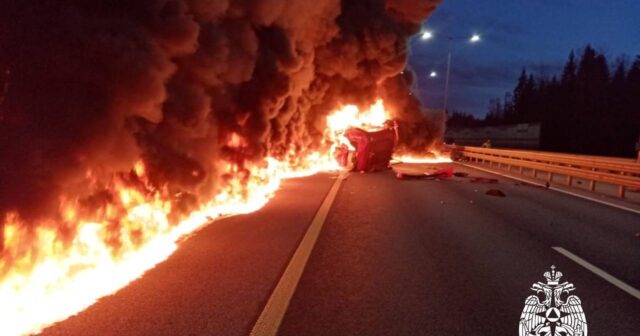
447,45,640,157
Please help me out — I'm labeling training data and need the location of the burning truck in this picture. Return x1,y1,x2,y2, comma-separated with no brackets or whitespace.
327,99,447,174
326,99,399,172
334,121,398,172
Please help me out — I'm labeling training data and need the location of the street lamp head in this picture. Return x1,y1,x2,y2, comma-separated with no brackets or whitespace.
470,34,481,43
421,31,433,40
429,71,437,78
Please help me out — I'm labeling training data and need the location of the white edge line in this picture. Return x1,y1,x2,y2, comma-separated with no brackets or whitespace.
553,246,640,300
249,172,347,336
458,162,640,216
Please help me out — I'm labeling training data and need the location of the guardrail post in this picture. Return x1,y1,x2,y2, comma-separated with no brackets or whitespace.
547,172,553,182
618,186,626,198
588,168,596,191
566,175,572,186
518,166,523,174
532,169,537,178
618,171,626,198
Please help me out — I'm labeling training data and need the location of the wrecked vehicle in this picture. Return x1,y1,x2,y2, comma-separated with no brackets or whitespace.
334,122,397,172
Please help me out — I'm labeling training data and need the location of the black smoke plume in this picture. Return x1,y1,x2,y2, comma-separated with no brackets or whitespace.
0,0,442,248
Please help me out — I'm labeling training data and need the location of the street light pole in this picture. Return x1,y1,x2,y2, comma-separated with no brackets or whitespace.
444,51,452,113
444,34,480,114
420,32,480,114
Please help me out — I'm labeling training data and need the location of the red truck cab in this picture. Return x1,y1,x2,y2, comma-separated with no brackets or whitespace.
335,122,398,172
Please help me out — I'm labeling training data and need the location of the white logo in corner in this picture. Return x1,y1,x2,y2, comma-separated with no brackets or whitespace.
519,266,587,336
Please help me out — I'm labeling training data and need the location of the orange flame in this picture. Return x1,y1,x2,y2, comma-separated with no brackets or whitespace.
325,99,392,158
326,99,388,133
392,154,452,164
0,99,447,335
227,132,248,149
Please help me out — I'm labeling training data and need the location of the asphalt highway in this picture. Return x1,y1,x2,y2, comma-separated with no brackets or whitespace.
41,164,640,335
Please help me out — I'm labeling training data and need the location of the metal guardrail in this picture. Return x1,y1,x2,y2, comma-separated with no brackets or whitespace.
454,146,640,198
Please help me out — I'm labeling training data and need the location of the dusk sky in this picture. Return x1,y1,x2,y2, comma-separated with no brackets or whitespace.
408,0,640,117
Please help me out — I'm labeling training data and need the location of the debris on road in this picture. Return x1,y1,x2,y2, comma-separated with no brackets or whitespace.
486,189,506,197
453,172,469,178
392,164,454,180
470,177,499,184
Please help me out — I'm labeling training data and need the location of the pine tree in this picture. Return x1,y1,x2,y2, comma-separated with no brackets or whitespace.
574,45,610,154
512,68,530,123
549,51,580,152
626,56,640,154
561,51,577,85
608,59,629,155
482,46,639,157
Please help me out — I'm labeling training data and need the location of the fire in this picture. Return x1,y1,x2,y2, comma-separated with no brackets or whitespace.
325,99,451,165
0,99,446,335
133,160,145,177
392,154,452,164
0,159,320,336
326,99,388,132
227,132,248,149
325,99,392,161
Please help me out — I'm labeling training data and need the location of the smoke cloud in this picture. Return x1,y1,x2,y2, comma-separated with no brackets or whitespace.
0,0,442,236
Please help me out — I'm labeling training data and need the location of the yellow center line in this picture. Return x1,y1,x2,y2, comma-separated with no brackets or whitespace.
249,172,347,336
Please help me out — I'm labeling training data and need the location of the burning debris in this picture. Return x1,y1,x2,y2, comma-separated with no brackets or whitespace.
328,101,451,173
335,126,397,172
0,0,443,334
393,165,454,179
330,100,398,172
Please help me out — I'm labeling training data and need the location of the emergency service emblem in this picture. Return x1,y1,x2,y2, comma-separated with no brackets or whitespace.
519,266,587,336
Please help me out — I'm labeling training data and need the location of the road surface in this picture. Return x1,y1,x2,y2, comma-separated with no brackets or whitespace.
41,164,640,335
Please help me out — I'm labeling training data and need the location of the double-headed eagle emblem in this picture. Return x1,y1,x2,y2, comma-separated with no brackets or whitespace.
519,266,587,336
